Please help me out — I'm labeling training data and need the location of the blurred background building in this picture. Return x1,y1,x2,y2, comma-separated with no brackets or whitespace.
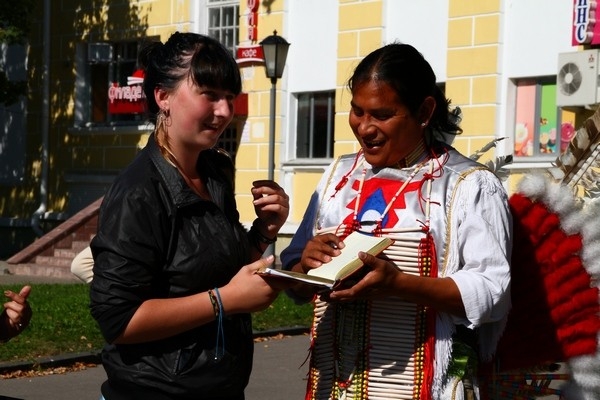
0,0,595,261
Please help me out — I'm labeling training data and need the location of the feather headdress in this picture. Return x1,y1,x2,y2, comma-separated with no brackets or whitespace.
469,137,513,181
548,108,600,202
481,106,600,400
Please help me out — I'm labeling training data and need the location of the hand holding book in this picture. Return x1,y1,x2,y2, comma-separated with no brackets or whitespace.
257,231,394,290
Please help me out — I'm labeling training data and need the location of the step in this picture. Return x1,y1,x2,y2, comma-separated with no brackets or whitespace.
54,248,80,259
72,241,91,253
34,255,74,268
7,263,80,282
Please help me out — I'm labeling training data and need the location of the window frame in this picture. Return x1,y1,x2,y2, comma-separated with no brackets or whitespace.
74,37,157,129
291,90,336,162
206,0,239,56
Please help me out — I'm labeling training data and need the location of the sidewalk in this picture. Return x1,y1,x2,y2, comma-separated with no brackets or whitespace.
0,264,81,285
0,334,310,400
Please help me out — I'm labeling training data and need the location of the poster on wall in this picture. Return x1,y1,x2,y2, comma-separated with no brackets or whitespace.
514,81,575,158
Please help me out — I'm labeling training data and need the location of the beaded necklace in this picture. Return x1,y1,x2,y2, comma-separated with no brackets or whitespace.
335,156,435,239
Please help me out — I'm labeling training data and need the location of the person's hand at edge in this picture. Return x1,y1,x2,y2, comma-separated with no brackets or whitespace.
1,285,32,342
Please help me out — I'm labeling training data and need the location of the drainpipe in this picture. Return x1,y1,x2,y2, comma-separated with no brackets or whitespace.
31,0,50,236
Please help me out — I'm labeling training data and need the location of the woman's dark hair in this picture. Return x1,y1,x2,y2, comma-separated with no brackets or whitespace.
348,43,462,136
138,32,242,121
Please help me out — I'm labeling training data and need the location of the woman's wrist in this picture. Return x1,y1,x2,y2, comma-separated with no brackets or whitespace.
248,220,277,253
250,225,277,244
251,219,278,242
207,289,221,319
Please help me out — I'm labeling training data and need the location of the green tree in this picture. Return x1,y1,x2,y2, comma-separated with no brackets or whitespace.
0,0,36,106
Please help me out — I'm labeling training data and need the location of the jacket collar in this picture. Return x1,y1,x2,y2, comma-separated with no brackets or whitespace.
146,134,229,211
147,134,203,208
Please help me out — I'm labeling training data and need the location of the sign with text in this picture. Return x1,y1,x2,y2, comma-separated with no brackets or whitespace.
247,0,259,42
572,0,600,45
108,69,146,114
236,45,264,65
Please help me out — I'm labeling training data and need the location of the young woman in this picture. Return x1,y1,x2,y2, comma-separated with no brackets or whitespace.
90,32,289,400
280,43,512,400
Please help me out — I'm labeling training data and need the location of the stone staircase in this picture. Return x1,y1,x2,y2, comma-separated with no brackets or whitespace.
4,198,103,281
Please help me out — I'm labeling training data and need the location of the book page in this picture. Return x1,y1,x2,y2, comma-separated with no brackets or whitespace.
257,267,335,287
307,232,393,282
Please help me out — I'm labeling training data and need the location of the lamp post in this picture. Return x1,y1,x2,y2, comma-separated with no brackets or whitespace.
260,30,290,181
259,30,290,257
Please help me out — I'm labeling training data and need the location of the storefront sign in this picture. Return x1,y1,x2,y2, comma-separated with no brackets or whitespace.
108,69,146,114
236,45,264,64
247,0,259,41
572,0,600,45
236,0,263,65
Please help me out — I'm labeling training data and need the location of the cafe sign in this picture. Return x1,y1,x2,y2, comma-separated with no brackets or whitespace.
236,0,265,65
236,45,264,64
108,69,146,114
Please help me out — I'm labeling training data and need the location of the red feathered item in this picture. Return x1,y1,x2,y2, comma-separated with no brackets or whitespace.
493,193,600,372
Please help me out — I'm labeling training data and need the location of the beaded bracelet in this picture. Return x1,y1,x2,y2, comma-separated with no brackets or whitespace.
250,224,277,244
214,287,224,317
207,289,220,318
213,287,225,360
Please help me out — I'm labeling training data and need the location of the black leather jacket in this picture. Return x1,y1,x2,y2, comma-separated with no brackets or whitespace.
90,135,253,400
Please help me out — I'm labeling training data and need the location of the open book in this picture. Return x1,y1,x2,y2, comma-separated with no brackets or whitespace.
258,231,394,289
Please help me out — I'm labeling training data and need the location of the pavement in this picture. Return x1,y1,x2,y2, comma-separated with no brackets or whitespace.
0,334,310,400
0,271,311,400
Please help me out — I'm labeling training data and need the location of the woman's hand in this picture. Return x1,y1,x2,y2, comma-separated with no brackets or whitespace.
220,255,281,314
115,257,281,344
251,180,289,237
1,285,32,341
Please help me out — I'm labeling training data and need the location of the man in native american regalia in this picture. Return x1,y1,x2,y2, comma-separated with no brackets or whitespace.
279,43,512,400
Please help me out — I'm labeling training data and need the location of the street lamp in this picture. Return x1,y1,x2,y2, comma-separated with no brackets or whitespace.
260,30,289,257
260,30,290,181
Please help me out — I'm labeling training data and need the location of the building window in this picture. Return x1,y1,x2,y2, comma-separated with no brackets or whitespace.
207,0,239,164
75,39,155,127
513,78,576,158
296,91,335,159
217,126,239,161
207,0,239,55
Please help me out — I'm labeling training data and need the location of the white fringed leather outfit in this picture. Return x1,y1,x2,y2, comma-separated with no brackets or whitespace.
280,144,512,400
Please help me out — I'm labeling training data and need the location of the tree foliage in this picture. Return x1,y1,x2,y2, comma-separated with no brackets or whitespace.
0,0,36,105
0,0,36,44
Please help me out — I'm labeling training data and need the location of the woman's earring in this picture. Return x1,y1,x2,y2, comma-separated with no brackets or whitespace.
157,109,172,132
420,122,427,127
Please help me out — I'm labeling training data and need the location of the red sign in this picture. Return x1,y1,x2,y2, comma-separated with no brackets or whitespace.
572,0,600,45
236,45,264,65
247,0,259,42
234,92,248,116
108,69,146,114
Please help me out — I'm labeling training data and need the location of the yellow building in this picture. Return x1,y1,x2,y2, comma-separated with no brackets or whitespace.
0,0,596,257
